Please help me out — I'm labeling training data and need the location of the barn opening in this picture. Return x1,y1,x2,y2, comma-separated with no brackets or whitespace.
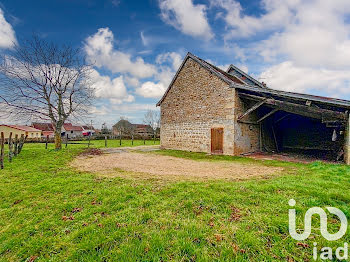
236,87,348,163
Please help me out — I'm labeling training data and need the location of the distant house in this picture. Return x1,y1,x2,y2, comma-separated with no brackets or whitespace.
82,125,95,136
0,125,42,139
32,122,55,138
133,124,154,138
62,123,83,138
32,122,86,138
113,120,153,138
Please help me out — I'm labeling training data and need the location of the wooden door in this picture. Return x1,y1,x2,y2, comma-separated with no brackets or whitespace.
211,128,224,154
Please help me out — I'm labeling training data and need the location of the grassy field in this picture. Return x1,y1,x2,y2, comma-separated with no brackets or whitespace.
0,142,350,261
68,139,159,148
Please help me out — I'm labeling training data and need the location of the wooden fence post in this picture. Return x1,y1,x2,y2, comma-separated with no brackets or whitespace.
46,135,49,149
17,135,27,154
14,134,19,156
0,132,4,169
8,132,13,162
105,136,107,147
66,134,68,148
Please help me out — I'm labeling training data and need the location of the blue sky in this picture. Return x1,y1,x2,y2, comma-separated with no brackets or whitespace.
1,0,350,128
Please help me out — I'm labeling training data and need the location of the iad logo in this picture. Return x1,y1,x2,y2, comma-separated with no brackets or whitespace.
288,199,347,241
288,199,348,260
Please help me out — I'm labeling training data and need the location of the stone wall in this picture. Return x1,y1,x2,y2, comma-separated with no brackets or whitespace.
233,94,260,155
160,58,236,154
160,57,260,155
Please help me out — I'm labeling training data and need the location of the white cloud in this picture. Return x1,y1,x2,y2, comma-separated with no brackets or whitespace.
91,69,134,103
212,0,350,96
140,31,149,46
90,105,110,116
237,64,248,73
211,0,299,39
155,67,174,87
156,52,182,70
0,8,17,49
159,0,214,40
260,61,350,97
135,81,167,98
111,103,157,113
84,28,157,78
136,52,183,99
125,76,140,87
218,0,350,70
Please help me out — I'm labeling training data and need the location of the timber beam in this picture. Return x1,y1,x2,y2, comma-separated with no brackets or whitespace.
238,99,267,121
257,108,279,123
238,92,346,122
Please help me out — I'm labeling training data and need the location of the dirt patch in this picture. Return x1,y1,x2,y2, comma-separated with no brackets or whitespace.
71,151,284,181
78,148,103,157
245,152,338,164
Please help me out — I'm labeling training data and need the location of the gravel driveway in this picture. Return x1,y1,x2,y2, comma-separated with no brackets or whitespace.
71,147,283,181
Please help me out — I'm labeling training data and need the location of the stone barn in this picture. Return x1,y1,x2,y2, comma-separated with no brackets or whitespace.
157,53,350,164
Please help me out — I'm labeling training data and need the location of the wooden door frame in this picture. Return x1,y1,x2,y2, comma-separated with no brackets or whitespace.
211,127,224,154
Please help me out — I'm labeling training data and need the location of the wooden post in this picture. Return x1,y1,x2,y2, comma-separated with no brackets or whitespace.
345,113,350,165
271,125,279,152
17,135,26,154
0,132,4,169
105,136,107,147
66,134,68,148
14,134,18,156
8,132,13,162
143,136,145,145
46,135,49,149
131,135,134,146
259,123,263,152
119,133,121,146
17,135,23,154
88,133,91,148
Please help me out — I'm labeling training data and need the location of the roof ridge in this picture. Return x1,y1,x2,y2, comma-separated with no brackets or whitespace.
227,64,265,88
156,52,246,106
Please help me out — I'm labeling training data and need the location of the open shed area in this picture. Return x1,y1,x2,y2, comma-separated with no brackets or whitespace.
236,86,349,164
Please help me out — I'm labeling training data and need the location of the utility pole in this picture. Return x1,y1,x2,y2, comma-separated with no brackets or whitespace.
88,120,92,148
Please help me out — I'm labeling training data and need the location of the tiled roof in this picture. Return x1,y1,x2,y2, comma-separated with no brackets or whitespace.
234,84,350,109
227,64,265,88
133,124,151,128
82,125,95,130
63,123,83,131
32,122,54,131
1,125,41,132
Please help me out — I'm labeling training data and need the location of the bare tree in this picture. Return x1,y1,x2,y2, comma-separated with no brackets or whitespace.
0,36,94,149
101,122,110,135
113,117,132,145
143,110,160,143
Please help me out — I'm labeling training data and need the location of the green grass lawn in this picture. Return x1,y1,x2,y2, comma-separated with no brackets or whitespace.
66,139,159,148
1,142,350,261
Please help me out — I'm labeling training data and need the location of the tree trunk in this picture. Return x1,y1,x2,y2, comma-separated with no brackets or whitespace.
54,129,62,150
